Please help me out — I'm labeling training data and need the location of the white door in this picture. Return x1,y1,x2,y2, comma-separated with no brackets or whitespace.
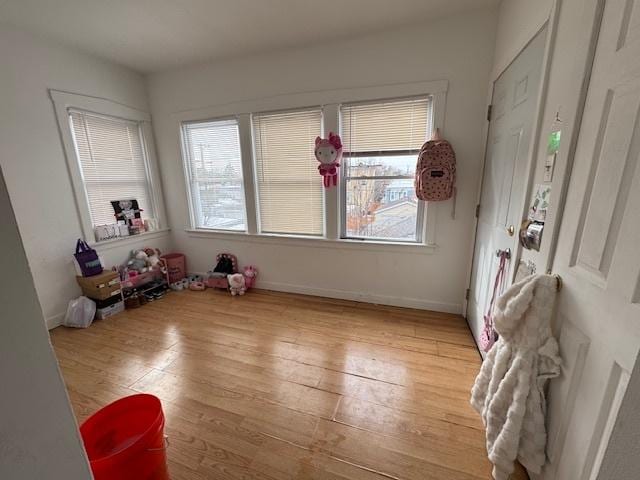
467,28,547,346
543,1,640,478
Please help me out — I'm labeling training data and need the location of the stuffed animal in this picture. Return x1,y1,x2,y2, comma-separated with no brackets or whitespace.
227,273,246,296
189,281,205,291
144,247,162,269
127,249,149,273
243,265,258,289
314,132,342,188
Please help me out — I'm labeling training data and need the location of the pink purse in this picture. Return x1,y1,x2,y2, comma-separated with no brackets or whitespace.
480,251,508,352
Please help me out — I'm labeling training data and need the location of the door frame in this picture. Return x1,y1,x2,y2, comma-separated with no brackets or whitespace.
463,0,560,318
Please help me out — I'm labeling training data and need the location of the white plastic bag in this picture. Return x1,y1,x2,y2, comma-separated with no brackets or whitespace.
63,296,96,328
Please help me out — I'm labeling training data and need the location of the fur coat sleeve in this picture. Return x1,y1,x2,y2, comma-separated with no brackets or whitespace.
470,274,561,480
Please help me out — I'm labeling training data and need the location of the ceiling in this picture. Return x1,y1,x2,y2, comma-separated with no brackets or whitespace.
0,0,499,74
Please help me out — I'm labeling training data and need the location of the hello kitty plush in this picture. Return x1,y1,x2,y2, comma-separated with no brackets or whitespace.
227,273,246,296
314,132,342,188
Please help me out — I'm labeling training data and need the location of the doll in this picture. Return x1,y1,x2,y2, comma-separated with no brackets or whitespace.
314,132,342,188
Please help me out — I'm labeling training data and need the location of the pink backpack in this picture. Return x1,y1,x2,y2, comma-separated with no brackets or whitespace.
415,133,456,202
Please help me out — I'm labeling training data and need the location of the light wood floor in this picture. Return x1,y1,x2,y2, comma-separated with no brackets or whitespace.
51,289,528,480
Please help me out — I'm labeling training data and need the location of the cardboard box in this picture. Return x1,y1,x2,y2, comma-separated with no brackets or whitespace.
76,270,121,300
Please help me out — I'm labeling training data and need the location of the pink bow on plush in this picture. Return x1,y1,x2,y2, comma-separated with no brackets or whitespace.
328,132,342,150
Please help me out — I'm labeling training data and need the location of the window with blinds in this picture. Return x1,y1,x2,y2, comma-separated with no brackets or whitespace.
181,119,246,231
340,97,432,242
252,109,324,236
69,110,154,227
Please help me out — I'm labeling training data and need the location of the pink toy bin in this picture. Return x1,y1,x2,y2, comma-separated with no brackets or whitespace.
160,253,186,283
205,253,237,289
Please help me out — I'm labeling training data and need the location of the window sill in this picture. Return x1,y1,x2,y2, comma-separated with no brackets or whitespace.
185,228,436,254
90,228,171,252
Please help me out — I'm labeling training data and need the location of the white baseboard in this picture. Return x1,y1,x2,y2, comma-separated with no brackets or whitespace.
48,278,462,330
256,280,462,314
46,312,64,330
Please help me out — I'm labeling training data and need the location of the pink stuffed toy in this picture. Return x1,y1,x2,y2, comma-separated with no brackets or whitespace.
243,265,258,289
314,132,342,188
227,273,246,296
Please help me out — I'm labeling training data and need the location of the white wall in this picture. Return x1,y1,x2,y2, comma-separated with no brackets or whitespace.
491,0,553,79
147,10,497,313
0,165,91,479
0,25,171,328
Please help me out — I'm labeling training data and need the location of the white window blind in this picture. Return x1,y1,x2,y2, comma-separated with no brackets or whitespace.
341,97,432,153
340,97,432,242
252,109,324,236
182,119,246,231
69,110,153,227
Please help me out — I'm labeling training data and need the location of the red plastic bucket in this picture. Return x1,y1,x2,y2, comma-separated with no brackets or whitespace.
80,394,169,480
161,253,186,283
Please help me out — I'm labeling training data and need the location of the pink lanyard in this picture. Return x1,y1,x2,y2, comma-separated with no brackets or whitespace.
485,251,508,325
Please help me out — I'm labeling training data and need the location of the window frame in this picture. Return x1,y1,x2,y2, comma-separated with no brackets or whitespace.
68,108,156,227
340,159,426,244
175,80,447,248
180,116,248,232
339,96,432,244
50,90,166,245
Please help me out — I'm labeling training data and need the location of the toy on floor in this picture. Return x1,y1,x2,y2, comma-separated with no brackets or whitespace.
227,273,246,296
206,253,238,289
170,278,189,291
189,281,205,291
243,265,258,290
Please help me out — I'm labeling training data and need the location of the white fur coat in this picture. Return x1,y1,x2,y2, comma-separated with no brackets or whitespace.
471,274,561,480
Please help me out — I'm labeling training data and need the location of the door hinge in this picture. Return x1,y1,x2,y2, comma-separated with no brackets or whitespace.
465,288,470,300
475,204,480,218
486,104,493,122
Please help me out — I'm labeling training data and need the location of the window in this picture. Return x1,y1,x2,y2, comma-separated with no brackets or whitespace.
181,119,246,231
252,109,324,236
69,109,154,227
340,97,432,242
174,81,445,246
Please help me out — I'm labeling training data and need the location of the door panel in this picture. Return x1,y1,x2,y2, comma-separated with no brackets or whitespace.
497,127,523,228
467,28,547,345
572,85,640,279
544,0,640,477
545,316,590,465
